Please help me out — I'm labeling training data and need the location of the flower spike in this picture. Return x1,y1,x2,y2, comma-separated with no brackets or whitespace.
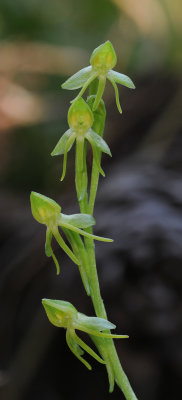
51,98,111,180
42,299,128,370
30,192,113,273
62,41,135,113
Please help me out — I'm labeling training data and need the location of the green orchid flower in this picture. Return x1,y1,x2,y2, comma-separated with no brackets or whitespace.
42,299,128,370
62,40,135,113
51,97,111,181
30,191,113,274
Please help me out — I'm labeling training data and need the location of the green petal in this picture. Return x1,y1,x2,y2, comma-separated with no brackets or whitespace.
62,66,92,90
108,77,122,114
59,222,113,243
78,314,116,331
86,129,111,156
53,229,80,266
51,129,74,156
45,229,60,274
69,334,84,356
70,71,98,103
77,325,129,339
88,139,105,176
60,213,95,229
61,133,76,181
45,229,53,256
73,332,105,365
66,330,92,370
107,70,135,89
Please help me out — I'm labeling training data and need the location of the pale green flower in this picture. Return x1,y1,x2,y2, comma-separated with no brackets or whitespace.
62,41,135,113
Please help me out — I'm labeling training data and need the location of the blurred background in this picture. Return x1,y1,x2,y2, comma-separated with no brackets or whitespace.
0,0,182,399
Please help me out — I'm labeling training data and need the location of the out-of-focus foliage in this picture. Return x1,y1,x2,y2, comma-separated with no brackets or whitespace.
0,0,181,193
0,0,117,46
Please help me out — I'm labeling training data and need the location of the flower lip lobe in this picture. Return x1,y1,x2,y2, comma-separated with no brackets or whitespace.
90,41,117,73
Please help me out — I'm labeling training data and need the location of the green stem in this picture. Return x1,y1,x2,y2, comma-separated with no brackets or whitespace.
83,216,138,400
74,96,138,399
62,228,90,296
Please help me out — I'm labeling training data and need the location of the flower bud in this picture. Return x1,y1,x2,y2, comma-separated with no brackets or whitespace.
42,299,77,328
30,192,61,227
68,98,93,135
90,41,117,74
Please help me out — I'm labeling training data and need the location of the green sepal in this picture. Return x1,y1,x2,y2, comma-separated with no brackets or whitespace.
73,331,105,365
62,66,92,90
45,229,53,257
107,70,135,89
108,76,122,114
30,192,61,226
79,326,129,339
68,333,84,356
78,313,116,331
45,228,60,274
53,228,80,266
86,129,111,156
76,313,128,339
86,131,108,176
59,213,95,228
70,72,98,104
66,330,92,370
59,221,113,242
51,129,74,156
60,133,76,181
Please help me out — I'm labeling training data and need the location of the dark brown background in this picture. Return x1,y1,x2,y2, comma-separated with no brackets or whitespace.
0,1,182,399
